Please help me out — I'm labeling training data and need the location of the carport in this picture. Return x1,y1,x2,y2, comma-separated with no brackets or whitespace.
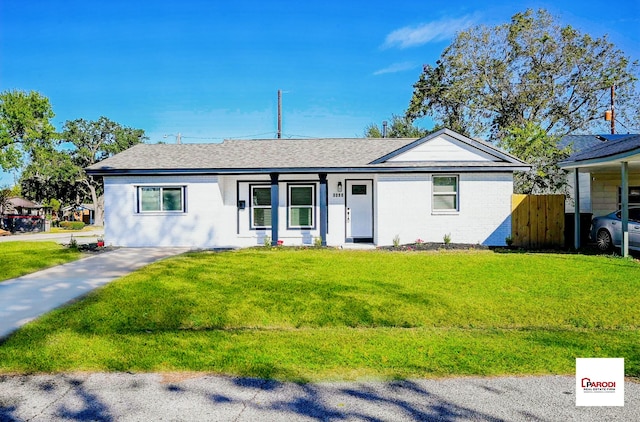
559,134,640,257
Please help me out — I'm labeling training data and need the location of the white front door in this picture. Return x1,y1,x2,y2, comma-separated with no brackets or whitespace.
346,180,373,241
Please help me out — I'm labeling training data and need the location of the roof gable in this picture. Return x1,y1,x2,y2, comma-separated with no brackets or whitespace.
371,128,523,165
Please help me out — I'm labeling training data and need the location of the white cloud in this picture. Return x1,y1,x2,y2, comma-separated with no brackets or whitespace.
373,61,417,76
383,15,477,49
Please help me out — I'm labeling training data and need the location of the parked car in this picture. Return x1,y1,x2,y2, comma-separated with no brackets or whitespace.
590,207,640,251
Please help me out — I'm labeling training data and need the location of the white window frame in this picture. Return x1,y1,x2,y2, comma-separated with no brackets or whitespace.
288,184,315,228
251,185,272,229
137,186,186,213
432,175,459,212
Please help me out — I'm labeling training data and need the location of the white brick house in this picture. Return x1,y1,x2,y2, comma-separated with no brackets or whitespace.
87,129,529,248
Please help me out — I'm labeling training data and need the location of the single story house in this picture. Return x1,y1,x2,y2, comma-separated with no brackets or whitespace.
559,134,637,216
559,133,640,256
1,197,45,233
86,128,529,248
61,203,95,225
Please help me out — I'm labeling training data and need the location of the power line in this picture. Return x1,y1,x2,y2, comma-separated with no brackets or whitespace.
171,131,329,142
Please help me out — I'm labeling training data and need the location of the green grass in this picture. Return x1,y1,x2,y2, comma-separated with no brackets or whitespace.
0,242,82,282
0,248,638,381
49,225,102,234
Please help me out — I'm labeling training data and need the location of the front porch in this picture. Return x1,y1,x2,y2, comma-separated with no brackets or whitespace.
559,134,640,257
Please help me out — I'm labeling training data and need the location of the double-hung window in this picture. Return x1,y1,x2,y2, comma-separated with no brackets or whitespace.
251,186,271,228
288,184,315,228
138,186,185,212
432,176,458,211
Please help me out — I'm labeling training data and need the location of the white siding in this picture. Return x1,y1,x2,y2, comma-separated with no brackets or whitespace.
591,172,640,217
105,172,514,248
376,173,513,246
565,172,592,213
104,175,230,248
387,134,496,162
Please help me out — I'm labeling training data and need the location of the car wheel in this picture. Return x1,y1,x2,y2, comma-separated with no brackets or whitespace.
596,229,613,251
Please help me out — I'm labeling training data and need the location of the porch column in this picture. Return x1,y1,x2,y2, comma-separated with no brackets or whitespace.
621,161,629,257
573,168,581,250
319,173,328,246
270,173,279,246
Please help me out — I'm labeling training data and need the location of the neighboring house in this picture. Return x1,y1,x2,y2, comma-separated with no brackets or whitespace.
61,204,95,225
559,133,640,256
86,128,529,248
558,134,636,216
1,197,45,232
4,197,44,216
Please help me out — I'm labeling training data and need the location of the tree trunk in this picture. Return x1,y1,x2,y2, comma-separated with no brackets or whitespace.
89,184,104,226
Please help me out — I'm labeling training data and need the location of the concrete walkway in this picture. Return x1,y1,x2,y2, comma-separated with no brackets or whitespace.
0,247,189,339
0,373,637,421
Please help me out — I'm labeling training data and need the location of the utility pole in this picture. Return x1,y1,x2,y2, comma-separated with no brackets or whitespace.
277,90,282,139
163,133,182,144
610,85,615,135
604,85,615,134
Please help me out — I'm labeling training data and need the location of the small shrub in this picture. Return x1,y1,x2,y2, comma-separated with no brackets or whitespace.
443,233,452,245
313,237,323,247
263,235,271,247
392,234,401,247
60,221,85,230
505,236,514,247
68,236,78,250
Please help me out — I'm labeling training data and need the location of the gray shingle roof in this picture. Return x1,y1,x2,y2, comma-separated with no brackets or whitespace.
561,134,640,164
87,138,417,171
558,135,607,153
86,130,529,175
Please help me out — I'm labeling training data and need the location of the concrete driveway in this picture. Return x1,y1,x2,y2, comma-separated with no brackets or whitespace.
0,247,189,339
0,373,637,421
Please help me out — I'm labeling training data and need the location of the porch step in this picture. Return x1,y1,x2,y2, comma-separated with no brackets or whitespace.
340,243,376,250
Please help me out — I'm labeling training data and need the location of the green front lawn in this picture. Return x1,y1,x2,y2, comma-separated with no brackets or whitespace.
0,248,638,381
0,242,82,282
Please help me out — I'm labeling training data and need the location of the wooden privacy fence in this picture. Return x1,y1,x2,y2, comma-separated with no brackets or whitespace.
511,194,565,249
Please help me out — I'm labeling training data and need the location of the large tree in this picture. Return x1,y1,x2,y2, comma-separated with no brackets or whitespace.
498,122,571,194
63,117,146,224
22,117,146,224
0,90,56,172
364,115,433,138
20,148,81,205
406,9,639,141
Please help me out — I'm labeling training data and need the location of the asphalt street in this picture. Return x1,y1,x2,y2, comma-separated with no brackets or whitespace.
0,229,104,245
0,373,638,421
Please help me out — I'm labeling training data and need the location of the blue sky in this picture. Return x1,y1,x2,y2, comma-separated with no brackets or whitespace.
1,0,639,186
